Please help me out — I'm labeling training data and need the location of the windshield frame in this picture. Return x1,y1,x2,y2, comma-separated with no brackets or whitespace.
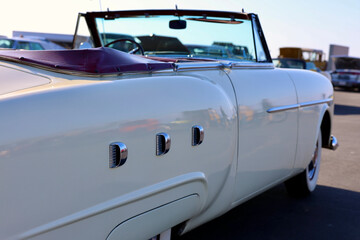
73,9,272,63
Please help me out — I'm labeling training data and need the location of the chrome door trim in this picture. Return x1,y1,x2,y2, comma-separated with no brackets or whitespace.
267,104,300,113
267,98,333,113
299,98,333,108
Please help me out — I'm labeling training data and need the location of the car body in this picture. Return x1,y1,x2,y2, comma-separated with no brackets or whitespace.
330,56,360,90
0,36,64,50
0,9,338,240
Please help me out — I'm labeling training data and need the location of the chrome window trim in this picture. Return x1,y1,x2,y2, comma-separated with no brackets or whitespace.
174,62,274,72
174,62,222,72
231,62,274,69
249,14,272,63
267,98,333,113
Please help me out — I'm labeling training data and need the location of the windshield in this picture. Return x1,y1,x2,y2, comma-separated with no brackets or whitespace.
0,39,15,49
94,15,256,62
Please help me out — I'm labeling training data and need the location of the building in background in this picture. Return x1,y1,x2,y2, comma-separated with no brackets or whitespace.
327,44,349,71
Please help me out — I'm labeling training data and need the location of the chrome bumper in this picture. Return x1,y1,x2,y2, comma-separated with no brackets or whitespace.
328,135,339,150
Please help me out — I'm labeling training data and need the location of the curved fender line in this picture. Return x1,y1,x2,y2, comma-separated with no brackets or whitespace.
14,172,207,240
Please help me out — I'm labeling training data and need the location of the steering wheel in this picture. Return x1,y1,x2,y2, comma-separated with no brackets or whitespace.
104,39,144,55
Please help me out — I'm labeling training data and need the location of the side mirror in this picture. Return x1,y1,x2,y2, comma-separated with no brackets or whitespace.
169,20,187,29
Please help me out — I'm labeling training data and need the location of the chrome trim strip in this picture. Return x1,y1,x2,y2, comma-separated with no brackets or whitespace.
299,98,333,108
17,172,207,239
267,104,300,113
174,62,222,71
267,98,333,113
174,62,274,71
231,62,274,69
328,135,339,150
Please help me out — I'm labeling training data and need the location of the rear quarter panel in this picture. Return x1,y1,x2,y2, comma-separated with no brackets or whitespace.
0,69,238,239
285,69,334,171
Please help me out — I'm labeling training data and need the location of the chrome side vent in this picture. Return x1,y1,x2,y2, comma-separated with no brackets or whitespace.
109,142,128,168
156,133,171,156
192,125,204,146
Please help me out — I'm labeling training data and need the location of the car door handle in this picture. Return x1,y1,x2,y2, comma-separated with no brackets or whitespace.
156,133,171,156
109,142,128,168
192,125,204,146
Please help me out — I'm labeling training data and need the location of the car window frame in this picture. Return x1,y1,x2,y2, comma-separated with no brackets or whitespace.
250,14,272,63
73,10,273,66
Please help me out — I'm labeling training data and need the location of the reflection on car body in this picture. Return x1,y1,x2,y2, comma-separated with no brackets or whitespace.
0,9,338,240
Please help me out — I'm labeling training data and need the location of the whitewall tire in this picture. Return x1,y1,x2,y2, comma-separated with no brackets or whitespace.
285,130,322,197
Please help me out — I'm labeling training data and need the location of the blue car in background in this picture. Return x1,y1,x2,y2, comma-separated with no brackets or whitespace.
0,36,64,50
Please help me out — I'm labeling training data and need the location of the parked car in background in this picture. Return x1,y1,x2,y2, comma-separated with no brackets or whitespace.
0,9,338,240
0,36,64,50
186,44,231,59
212,42,253,60
330,56,360,91
273,58,309,70
273,58,331,80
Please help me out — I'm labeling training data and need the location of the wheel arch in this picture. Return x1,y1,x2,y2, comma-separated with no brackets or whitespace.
320,110,331,148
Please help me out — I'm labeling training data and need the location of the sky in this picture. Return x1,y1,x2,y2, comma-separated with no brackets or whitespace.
0,0,359,59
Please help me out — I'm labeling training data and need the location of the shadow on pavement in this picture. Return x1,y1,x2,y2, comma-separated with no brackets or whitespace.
334,104,360,115
178,184,360,240
334,88,360,93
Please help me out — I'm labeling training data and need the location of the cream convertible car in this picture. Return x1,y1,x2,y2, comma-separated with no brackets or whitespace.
0,9,338,240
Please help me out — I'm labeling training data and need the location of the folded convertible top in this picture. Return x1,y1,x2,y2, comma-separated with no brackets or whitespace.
0,47,174,74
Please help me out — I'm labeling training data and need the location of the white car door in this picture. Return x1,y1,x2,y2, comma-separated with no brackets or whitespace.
229,65,298,202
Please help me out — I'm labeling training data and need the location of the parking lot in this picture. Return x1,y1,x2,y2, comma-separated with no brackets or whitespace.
178,89,360,240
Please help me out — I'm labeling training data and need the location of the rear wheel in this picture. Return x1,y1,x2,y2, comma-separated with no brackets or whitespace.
285,130,322,197
150,229,172,240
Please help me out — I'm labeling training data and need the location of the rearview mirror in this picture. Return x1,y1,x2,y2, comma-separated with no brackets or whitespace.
169,20,187,29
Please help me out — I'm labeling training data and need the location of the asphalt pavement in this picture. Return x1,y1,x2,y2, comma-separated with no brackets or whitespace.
177,89,360,240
